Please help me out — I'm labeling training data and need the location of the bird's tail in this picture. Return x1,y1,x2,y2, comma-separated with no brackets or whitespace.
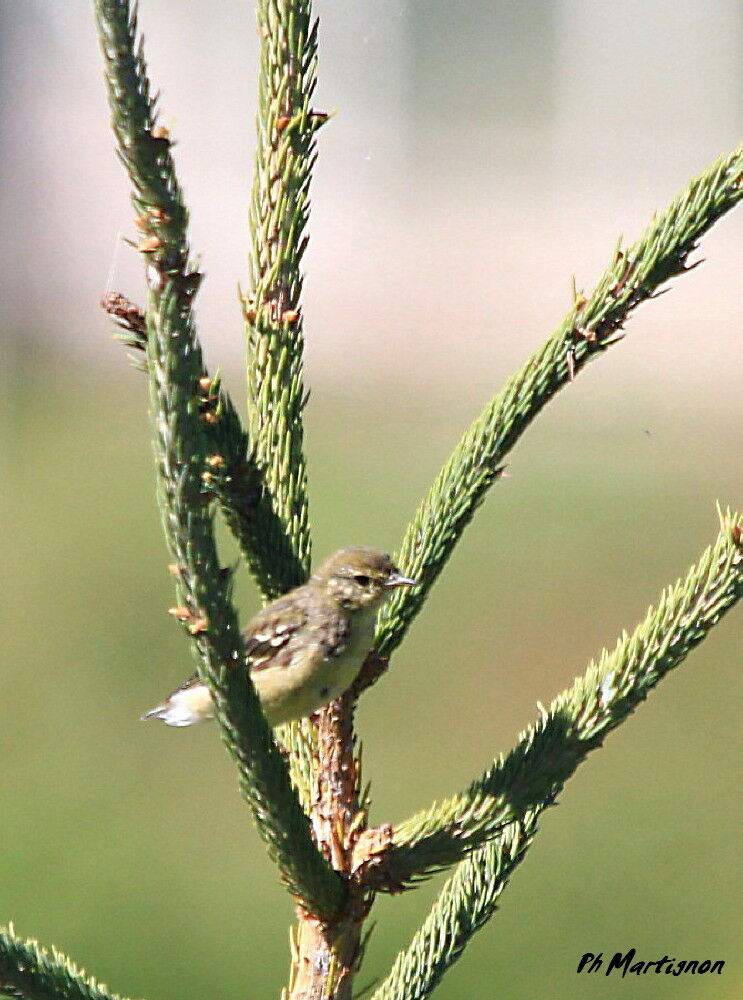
141,704,172,722
140,681,214,727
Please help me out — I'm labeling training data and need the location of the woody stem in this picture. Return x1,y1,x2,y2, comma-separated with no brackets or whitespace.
287,694,369,1000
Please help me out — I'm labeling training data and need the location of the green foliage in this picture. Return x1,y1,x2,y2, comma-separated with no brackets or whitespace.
0,926,123,1000
94,0,343,920
375,146,743,663
370,821,537,1000
389,512,743,880
96,0,301,603
243,0,323,590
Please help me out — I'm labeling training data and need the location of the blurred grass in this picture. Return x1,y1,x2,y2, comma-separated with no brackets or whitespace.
2,363,742,999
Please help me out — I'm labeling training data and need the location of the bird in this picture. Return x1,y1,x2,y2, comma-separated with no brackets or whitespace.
142,546,417,727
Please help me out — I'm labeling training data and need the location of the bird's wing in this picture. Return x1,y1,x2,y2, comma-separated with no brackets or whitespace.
242,592,312,671
153,594,351,713
242,593,353,672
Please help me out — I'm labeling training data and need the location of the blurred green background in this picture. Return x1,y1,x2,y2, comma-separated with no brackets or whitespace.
2,0,742,998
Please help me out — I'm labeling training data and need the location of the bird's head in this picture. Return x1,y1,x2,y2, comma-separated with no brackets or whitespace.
314,546,418,611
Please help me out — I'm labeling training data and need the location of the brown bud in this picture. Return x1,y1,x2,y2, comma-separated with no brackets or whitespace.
206,454,224,467
151,125,170,141
276,115,291,132
149,208,171,224
187,616,209,635
575,326,596,342
168,606,191,619
167,563,182,577
282,309,300,324
138,235,162,253
198,376,212,391
352,824,392,866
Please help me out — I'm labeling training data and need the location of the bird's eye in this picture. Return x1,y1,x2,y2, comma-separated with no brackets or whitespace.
353,574,371,587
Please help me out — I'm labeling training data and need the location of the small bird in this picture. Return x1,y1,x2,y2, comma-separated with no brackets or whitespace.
142,546,417,727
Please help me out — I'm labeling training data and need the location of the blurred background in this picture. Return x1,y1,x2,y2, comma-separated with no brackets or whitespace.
1,1,742,998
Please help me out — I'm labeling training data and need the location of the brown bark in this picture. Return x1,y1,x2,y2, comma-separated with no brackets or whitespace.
286,692,370,1000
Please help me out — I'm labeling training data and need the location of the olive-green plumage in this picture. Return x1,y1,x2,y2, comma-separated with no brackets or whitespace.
143,546,416,727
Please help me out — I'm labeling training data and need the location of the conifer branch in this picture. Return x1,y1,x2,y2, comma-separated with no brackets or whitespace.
365,146,743,683
0,925,124,1000
243,0,324,586
369,820,537,1000
373,512,743,884
94,0,344,919
100,292,304,601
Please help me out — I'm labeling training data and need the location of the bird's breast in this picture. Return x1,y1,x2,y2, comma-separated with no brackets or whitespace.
253,606,377,725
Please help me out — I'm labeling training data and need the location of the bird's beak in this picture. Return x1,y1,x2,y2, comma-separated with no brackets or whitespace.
386,571,418,588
